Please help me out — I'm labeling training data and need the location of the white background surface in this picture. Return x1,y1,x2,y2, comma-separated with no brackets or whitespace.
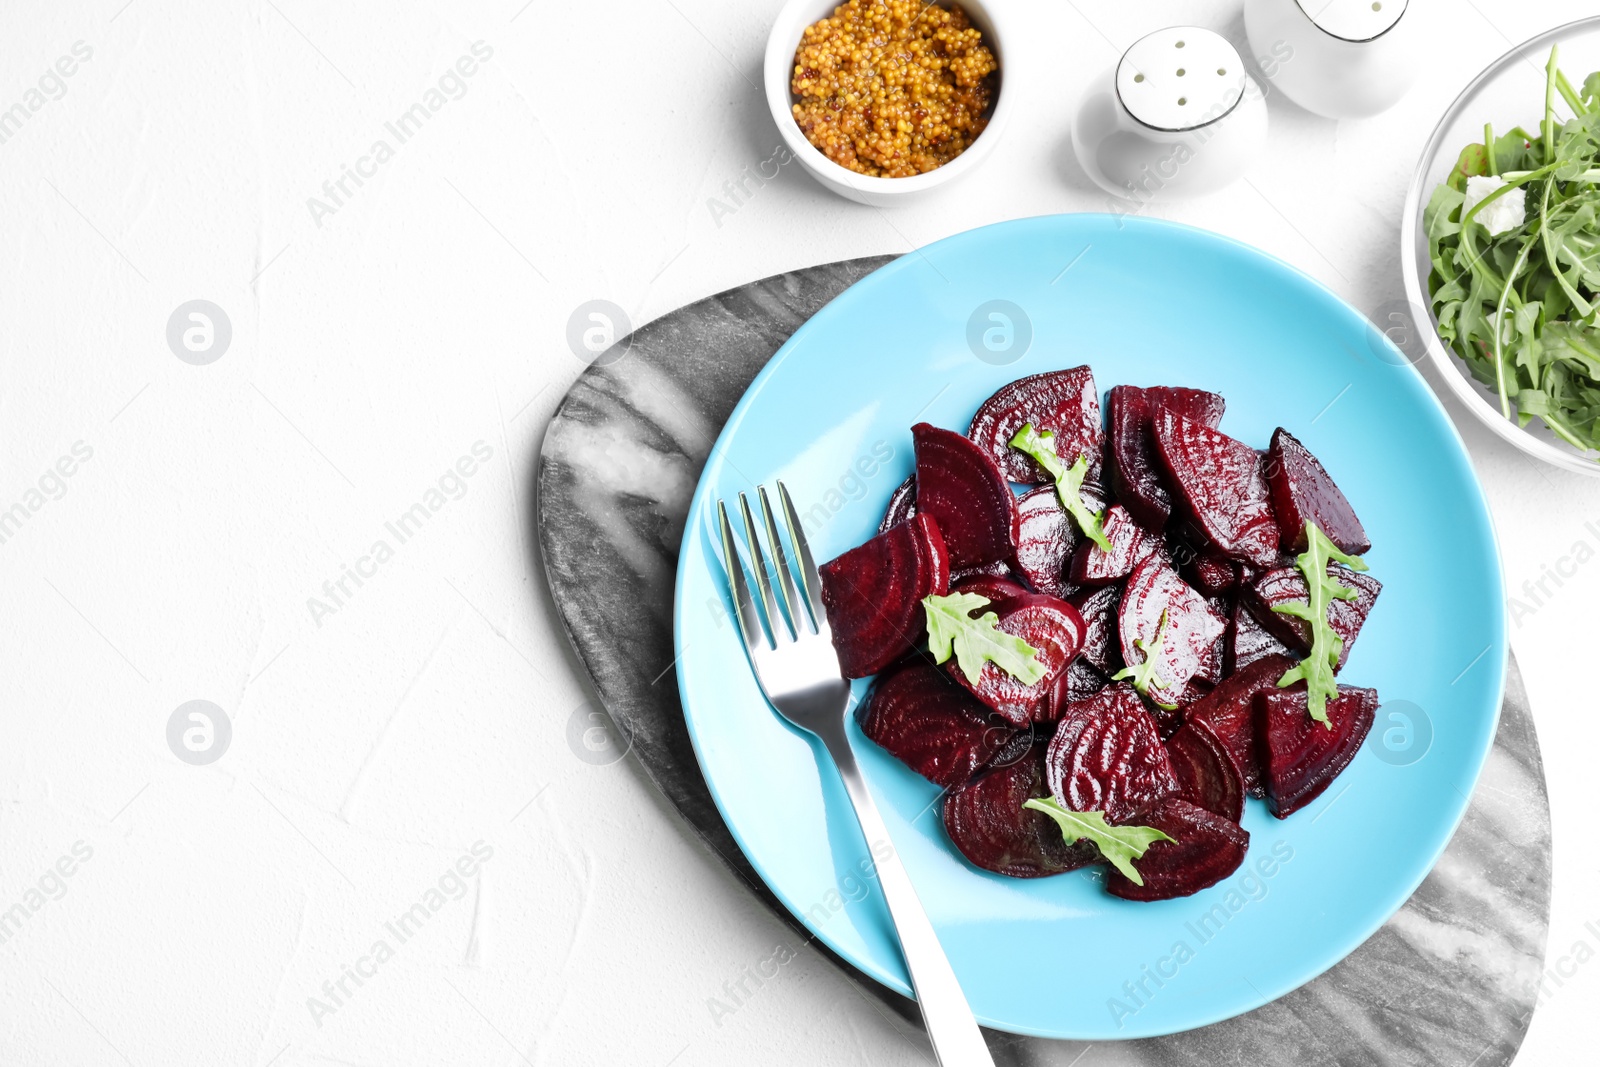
2,1,1597,1064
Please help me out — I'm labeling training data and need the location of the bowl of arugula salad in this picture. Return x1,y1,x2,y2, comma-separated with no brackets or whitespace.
1402,16,1600,475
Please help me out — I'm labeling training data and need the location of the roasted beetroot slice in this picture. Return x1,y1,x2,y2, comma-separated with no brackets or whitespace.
951,572,1030,608
947,590,1085,726
1153,387,1227,427
1244,565,1382,670
913,423,1019,570
1186,554,1239,596
857,660,1021,789
1105,386,1226,530
1069,585,1122,676
819,513,950,678
1068,505,1160,587
1184,653,1295,798
1117,555,1227,710
1151,679,1212,740
1014,486,1077,597
969,367,1102,484
1257,684,1378,818
1194,596,1228,685
987,724,1039,773
1055,660,1111,708
952,560,1016,584
1045,683,1179,824
1265,428,1370,555
1227,597,1293,674
878,475,918,534
1105,797,1250,901
1164,722,1245,822
1154,408,1280,568
944,746,1098,878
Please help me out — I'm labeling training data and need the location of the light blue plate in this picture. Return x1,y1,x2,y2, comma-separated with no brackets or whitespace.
672,215,1505,1040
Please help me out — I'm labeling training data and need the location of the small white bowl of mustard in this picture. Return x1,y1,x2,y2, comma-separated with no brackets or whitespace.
764,0,1014,207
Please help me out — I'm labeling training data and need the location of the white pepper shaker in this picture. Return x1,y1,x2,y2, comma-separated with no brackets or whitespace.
1244,0,1421,118
1072,27,1268,203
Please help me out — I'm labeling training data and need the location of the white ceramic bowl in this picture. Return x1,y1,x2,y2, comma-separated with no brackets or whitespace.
763,0,1013,207
1071,26,1268,202
1245,0,1423,119
1400,15,1600,476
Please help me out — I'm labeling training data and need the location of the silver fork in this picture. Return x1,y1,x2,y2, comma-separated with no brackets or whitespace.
717,483,995,1067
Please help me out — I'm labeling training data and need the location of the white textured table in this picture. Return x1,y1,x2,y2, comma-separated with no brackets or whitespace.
2,1,1598,1065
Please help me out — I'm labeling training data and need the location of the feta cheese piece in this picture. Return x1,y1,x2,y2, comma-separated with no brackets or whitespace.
1463,175,1527,236
1485,309,1514,344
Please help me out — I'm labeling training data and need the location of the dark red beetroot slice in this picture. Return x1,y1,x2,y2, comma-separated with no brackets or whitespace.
1039,657,1112,722
819,513,950,678
913,423,1019,571
968,367,1102,484
1069,585,1122,676
1257,684,1378,818
1244,565,1382,670
857,660,1023,789
1045,683,1179,825
944,745,1098,877
878,475,918,534
1147,679,1210,741
1117,555,1228,710
1184,652,1295,798
1194,596,1228,685
1153,408,1280,568
1068,505,1160,587
1265,428,1370,555
1164,721,1245,822
1186,554,1239,596
987,724,1038,773
1227,597,1293,674
1014,486,1077,597
947,589,1085,726
1105,797,1250,902
1057,660,1110,706
952,560,1016,584
1194,635,1225,686
951,572,1030,609
1105,385,1226,530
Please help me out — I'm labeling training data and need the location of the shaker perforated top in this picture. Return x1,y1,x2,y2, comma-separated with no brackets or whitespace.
1294,0,1407,42
1116,27,1248,133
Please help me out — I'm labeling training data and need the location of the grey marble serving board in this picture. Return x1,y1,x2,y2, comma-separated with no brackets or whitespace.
535,256,1551,1065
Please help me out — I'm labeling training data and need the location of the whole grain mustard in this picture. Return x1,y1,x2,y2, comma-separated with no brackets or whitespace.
790,0,998,178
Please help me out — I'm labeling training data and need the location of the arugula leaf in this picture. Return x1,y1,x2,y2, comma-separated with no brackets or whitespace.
1008,422,1112,551
1112,608,1176,710
1448,140,1489,192
1273,522,1367,727
1023,798,1175,886
923,592,1047,686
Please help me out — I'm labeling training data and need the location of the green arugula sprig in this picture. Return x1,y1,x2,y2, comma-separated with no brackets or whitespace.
1273,522,1368,727
1009,422,1113,551
1023,798,1174,885
924,592,1046,686
1112,608,1176,710
1423,44,1600,454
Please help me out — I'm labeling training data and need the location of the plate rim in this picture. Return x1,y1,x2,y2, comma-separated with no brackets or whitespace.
671,212,1508,1039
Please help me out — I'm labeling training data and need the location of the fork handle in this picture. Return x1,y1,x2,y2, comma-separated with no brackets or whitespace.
818,727,997,1067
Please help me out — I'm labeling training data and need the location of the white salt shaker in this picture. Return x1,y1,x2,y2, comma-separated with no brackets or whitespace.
1072,27,1268,203
1244,0,1421,118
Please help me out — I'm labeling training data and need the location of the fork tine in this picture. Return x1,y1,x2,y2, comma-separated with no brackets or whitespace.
739,492,790,642
758,486,807,635
717,499,769,652
776,481,824,629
